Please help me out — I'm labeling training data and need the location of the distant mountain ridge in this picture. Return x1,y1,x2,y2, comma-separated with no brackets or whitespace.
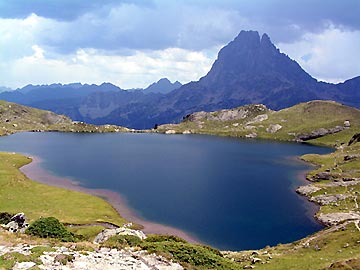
0,30,359,129
143,78,182,94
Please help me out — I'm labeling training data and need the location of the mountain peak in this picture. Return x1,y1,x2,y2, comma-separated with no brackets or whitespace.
144,78,182,94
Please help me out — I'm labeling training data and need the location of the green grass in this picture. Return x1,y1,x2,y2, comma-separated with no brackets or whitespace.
225,222,360,270
157,101,360,145
0,152,126,226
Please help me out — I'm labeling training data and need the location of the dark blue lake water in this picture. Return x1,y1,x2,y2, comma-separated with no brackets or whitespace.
0,132,332,250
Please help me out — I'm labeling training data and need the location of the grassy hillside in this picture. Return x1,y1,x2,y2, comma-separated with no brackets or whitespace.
157,100,360,146
0,100,130,136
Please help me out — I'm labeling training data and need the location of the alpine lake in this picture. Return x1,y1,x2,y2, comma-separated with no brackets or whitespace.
0,132,332,250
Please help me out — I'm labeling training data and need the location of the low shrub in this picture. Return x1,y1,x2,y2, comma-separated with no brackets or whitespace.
102,235,142,249
25,217,76,242
144,234,186,243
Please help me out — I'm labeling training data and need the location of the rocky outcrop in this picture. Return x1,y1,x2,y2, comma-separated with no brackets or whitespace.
266,124,282,133
318,212,360,226
296,126,346,141
307,172,341,182
296,185,322,196
184,105,269,123
94,225,147,244
310,194,352,205
348,133,360,146
0,244,183,270
165,130,176,134
1,213,28,233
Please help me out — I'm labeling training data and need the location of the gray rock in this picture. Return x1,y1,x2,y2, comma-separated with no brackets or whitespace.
94,227,147,244
310,194,352,205
266,124,282,133
245,132,258,138
296,185,322,196
13,261,36,269
318,212,360,226
344,120,351,127
246,114,268,125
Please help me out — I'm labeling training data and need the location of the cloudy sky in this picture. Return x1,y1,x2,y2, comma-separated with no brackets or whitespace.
0,0,359,89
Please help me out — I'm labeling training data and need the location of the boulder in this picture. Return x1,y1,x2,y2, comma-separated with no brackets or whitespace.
266,124,282,133
165,130,176,134
2,213,28,233
245,132,258,138
94,226,147,244
344,120,351,127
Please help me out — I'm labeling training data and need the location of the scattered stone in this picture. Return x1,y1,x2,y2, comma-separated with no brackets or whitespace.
232,123,239,127
182,130,191,134
165,130,176,134
296,185,321,196
243,265,255,269
251,251,260,255
266,124,282,133
344,120,351,128
252,257,262,264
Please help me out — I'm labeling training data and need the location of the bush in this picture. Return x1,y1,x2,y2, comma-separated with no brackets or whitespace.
145,234,186,243
0,212,13,224
140,241,236,269
102,235,142,249
25,217,76,242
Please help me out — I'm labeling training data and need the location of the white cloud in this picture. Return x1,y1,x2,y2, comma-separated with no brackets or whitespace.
278,26,360,83
0,45,216,89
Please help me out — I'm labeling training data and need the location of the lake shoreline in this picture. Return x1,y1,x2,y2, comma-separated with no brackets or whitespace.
20,155,203,245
